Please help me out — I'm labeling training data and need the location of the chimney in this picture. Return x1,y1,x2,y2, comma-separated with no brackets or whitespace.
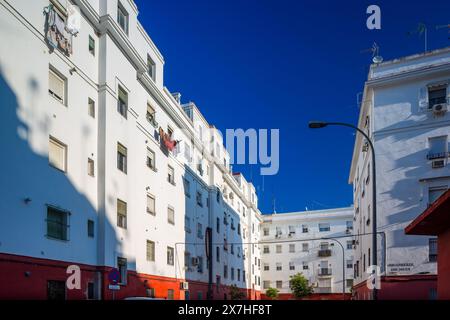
171,92,181,104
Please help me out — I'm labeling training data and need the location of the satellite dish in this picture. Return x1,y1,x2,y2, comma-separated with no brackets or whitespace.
372,55,383,64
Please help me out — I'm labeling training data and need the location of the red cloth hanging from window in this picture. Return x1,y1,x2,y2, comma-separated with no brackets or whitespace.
159,127,178,151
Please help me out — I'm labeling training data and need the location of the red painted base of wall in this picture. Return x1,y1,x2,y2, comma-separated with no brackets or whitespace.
352,275,437,300
0,253,259,300
260,293,351,300
438,229,450,300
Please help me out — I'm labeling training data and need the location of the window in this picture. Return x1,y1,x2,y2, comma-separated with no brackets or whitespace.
276,263,282,271
87,220,94,238
88,98,95,118
346,279,354,287
146,288,155,298
276,281,282,289
263,227,269,236
146,240,155,261
87,282,95,300
185,216,191,233
429,238,438,262
184,252,190,268
117,257,127,285
49,136,67,172
231,268,235,280
289,262,295,271
231,218,235,230
87,158,95,177
237,223,241,235
216,246,220,263
289,244,295,253
146,193,155,215
46,206,69,241
237,269,241,281
117,143,127,173
319,223,330,232
302,262,309,270
346,260,353,269
167,247,174,265
47,280,66,300
224,265,228,279
428,136,448,159
197,223,203,239
167,206,175,225
346,221,353,231
117,86,128,118
288,225,295,235
117,2,129,34
88,35,95,55
276,245,282,254
48,68,65,104
147,54,156,81
428,85,447,107
302,243,309,252
167,289,174,300
183,178,190,197
216,217,220,233
263,264,269,271
146,148,156,170
117,199,127,229
196,191,203,207
429,186,448,205
347,240,353,250
263,246,270,254
302,224,308,233
167,165,175,185
263,281,270,289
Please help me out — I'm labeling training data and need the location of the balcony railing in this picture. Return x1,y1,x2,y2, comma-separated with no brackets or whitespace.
315,287,332,294
318,249,332,257
318,268,332,276
427,152,450,160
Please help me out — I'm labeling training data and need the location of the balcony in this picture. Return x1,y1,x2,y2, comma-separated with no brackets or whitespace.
318,249,332,257
318,268,332,276
315,287,332,294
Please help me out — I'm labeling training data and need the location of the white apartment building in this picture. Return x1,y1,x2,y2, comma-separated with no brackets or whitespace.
0,0,261,300
260,207,354,298
350,47,450,300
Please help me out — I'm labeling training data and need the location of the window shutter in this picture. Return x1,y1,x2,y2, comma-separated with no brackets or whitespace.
49,138,65,170
418,87,428,110
118,143,127,156
117,199,127,215
49,70,64,102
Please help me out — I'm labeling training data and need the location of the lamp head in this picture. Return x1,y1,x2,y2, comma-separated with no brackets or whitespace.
308,121,328,129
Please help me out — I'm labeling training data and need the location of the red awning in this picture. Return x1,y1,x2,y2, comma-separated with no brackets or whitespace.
405,189,450,236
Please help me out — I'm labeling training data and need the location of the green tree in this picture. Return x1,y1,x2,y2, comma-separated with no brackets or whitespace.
229,284,246,300
265,287,279,300
289,273,313,299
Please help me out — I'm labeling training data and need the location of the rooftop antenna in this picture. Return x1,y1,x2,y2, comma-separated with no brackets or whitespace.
361,42,383,64
272,196,277,214
407,22,428,52
436,24,450,39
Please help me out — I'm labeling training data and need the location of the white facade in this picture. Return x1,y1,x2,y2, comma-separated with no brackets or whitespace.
349,47,450,290
260,207,354,295
0,0,261,299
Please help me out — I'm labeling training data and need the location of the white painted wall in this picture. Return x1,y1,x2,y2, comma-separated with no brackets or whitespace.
350,48,450,286
260,207,354,294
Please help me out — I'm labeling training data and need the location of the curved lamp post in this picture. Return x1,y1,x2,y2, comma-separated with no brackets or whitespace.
308,121,378,300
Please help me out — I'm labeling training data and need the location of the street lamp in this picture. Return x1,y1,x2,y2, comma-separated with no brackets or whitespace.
308,121,378,300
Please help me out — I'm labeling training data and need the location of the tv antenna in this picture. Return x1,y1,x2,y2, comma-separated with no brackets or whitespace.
407,23,428,52
361,42,383,64
436,24,450,39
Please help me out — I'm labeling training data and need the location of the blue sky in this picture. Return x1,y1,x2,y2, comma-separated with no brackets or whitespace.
134,0,450,214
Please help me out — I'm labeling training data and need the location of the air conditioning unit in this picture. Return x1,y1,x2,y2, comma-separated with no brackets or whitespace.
180,282,189,290
191,257,199,266
432,159,446,168
431,103,447,116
